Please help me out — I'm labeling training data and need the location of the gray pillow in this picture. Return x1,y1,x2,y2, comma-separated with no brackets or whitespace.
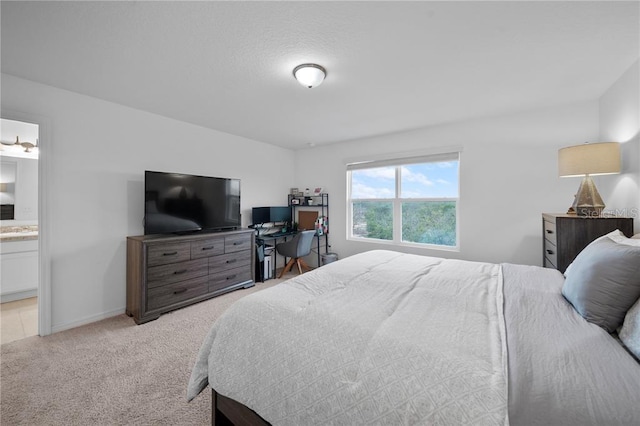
619,298,640,359
562,237,640,332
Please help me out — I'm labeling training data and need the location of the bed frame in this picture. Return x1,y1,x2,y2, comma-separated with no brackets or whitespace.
212,389,270,426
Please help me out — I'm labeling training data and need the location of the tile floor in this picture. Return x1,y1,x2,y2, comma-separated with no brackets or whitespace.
0,297,38,345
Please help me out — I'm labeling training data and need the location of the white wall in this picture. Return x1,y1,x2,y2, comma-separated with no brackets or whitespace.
598,60,640,232
1,74,295,332
294,101,600,266
14,157,38,221
0,160,17,205
1,118,39,144
0,156,38,221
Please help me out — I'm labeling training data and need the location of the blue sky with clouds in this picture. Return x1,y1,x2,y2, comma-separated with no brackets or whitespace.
351,161,459,199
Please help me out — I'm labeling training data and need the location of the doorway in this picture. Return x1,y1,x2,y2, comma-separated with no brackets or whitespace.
0,118,40,344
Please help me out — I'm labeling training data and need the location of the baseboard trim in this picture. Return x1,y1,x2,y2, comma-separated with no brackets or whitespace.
51,307,126,334
1,289,37,303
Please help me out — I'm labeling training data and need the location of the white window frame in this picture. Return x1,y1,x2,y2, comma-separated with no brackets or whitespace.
346,149,461,251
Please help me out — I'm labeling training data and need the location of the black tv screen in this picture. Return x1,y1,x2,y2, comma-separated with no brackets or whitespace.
144,171,241,235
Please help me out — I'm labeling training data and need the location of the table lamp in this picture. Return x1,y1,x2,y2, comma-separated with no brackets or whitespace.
558,142,620,216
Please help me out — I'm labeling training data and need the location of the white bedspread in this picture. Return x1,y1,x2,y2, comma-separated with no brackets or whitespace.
188,250,509,425
502,264,640,425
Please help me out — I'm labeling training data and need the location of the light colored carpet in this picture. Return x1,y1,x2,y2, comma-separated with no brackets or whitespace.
0,276,290,425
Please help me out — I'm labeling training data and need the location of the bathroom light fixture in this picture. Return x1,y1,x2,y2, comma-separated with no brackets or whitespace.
293,64,326,88
558,142,621,216
0,136,37,152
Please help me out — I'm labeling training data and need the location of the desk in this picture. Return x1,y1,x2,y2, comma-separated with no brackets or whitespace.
255,231,327,280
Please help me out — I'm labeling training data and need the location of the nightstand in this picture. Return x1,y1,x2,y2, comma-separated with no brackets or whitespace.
542,213,634,273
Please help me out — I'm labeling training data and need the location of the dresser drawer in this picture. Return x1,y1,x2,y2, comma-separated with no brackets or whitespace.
209,266,252,292
209,250,252,272
147,242,191,267
147,275,208,311
544,240,558,269
191,237,225,259
147,258,208,288
543,219,557,245
225,234,252,253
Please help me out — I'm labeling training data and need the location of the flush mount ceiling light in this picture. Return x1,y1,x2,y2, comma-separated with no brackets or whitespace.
293,64,326,88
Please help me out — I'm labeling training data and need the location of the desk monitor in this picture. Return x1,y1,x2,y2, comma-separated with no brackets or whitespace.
252,206,291,225
270,206,291,223
252,207,271,225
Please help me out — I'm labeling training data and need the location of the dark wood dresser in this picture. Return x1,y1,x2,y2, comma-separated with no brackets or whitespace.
126,228,255,324
542,213,634,273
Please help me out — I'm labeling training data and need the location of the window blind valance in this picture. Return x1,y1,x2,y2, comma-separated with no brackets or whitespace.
346,151,460,171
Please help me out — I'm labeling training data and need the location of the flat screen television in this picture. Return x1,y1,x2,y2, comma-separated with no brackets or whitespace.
251,206,292,225
144,170,241,235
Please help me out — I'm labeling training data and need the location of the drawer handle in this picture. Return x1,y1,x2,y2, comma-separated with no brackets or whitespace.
163,251,178,256
546,230,554,234
202,246,215,251
233,242,241,246
226,274,237,280
173,288,188,295
174,269,188,275
546,249,554,255
226,259,237,264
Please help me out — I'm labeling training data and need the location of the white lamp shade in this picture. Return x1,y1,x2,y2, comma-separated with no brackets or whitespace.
293,64,326,88
558,142,621,177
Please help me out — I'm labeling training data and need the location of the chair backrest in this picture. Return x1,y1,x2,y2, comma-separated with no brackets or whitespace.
276,230,316,258
294,230,316,257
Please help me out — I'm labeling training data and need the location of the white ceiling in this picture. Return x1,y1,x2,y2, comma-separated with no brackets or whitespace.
1,1,638,150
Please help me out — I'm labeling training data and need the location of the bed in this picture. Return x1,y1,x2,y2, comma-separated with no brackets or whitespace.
188,244,640,425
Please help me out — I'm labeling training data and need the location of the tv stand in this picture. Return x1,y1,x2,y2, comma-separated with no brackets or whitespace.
126,228,255,324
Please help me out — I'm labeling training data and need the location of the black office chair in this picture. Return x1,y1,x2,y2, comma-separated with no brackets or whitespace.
276,230,315,278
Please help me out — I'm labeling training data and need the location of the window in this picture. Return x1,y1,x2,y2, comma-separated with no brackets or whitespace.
347,151,460,249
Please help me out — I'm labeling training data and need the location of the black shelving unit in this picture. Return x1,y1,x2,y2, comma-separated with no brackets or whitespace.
288,192,329,264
